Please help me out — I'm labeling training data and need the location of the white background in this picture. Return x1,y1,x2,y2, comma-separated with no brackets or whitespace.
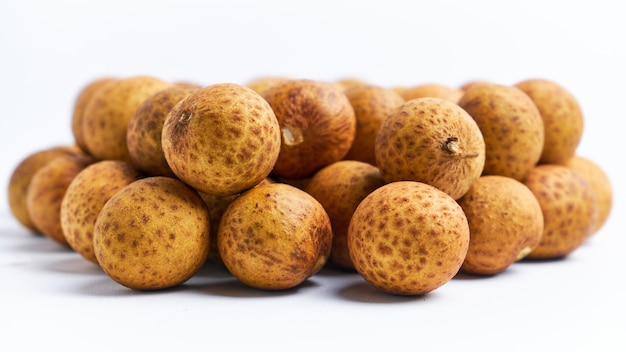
1,0,624,351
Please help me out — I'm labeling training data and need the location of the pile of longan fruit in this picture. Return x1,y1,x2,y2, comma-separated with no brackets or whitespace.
7,75,613,295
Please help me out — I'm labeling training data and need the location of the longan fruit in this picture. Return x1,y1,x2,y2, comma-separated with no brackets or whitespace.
93,176,210,290
217,183,332,290
457,175,544,275
162,83,281,196
304,160,386,270
348,181,470,295
458,83,544,181
398,83,464,103
514,79,584,165
375,97,485,200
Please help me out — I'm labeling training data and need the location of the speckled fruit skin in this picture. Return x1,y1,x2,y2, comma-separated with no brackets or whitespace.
71,77,117,154
348,181,469,295
457,175,544,275
26,154,94,245
343,85,405,166
565,155,613,235
93,177,210,290
162,83,281,197
458,83,544,181
217,183,332,290
398,83,464,103
81,76,172,162
60,160,143,264
304,160,386,270
514,79,584,165
127,85,199,177
523,165,598,259
262,79,357,179
375,97,486,200
8,145,81,232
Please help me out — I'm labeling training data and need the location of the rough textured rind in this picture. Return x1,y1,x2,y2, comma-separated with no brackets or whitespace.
375,97,485,200
61,160,143,264
262,79,357,179
348,181,470,295
162,83,281,196
217,183,332,290
93,176,210,290
523,165,598,259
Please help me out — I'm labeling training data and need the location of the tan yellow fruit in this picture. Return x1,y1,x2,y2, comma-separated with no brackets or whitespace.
162,83,280,196
334,77,368,91
304,160,386,270
514,79,584,165
127,85,199,177
262,79,357,179
26,154,94,245
8,145,81,232
375,97,485,200
217,183,332,290
348,181,470,295
343,85,405,166
523,164,598,259
565,155,613,235
457,175,544,275
71,77,118,154
81,75,172,162
60,160,143,264
398,83,464,103
458,83,544,181
93,176,210,290
245,76,290,95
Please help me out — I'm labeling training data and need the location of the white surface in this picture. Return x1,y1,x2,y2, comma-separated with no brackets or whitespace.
1,0,624,351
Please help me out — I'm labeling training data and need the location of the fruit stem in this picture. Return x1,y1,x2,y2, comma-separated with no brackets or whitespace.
282,125,304,146
444,137,479,158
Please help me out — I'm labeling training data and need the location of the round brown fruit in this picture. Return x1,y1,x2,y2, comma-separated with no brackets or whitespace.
71,77,118,154
262,79,357,179
398,83,464,103
162,83,281,196
523,164,598,259
81,75,172,162
457,175,544,275
26,153,94,245
343,85,405,166
458,83,544,181
8,145,81,232
348,181,470,295
217,183,332,290
60,160,143,264
304,160,386,270
514,79,584,165
93,176,210,290
127,84,199,177
565,155,613,235
245,76,290,95
375,97,485,200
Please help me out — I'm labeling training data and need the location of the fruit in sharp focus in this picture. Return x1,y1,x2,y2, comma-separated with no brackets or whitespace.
375,97,485,200
26,153,94,245
514,79,584,165
217,183,332,290
162,83,281,196
565,155,613,235
60,160,143,264
458,83,544,181
304,160,386,270
523,164,598,259
457,175,544,275
262,79,357,179
93,176,210,290
81,75,172,162
348,181,470,295
343,85,405,166
127,84,199,177
8,145,81,232
71,77,118,154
